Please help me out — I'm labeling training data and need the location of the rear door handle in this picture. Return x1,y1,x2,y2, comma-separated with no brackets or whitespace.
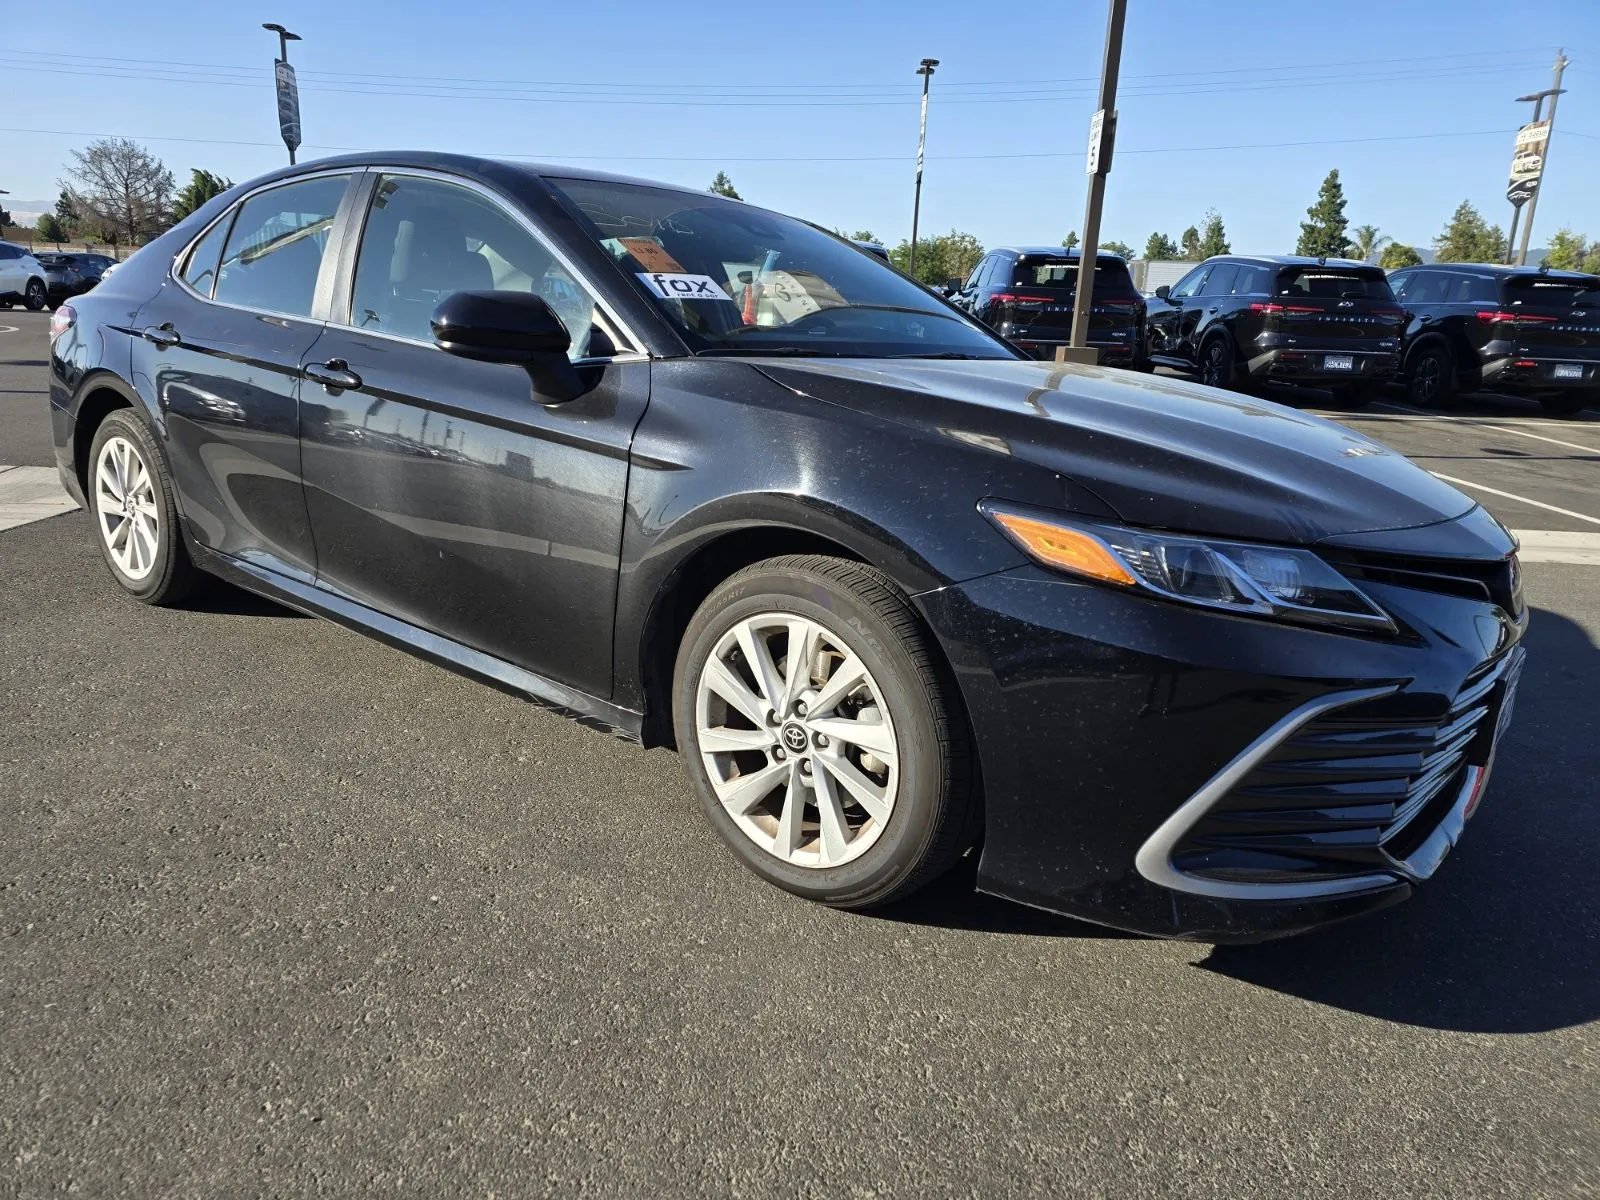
140,324,180,347
303,359,363,391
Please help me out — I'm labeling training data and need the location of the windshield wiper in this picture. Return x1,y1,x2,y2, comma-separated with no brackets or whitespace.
886,351,991,359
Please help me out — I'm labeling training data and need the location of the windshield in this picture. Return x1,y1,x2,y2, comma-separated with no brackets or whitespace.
1011,257,1136,295
548,177,1014,359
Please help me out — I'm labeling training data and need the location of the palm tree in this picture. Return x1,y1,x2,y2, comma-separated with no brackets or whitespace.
1348,224,1391,264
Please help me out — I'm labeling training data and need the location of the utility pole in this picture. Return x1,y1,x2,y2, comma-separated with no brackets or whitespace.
263,23,304,165
1512,49,1568,266
1066,0,1127,359
909,58,938,278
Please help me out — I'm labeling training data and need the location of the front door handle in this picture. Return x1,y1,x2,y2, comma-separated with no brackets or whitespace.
303,359,363,391
140,323,180,348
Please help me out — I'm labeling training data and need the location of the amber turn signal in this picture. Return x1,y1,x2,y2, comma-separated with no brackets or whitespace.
988,511,1138,587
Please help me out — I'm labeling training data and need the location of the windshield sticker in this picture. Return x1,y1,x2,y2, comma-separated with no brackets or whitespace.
620,238,687,274
637,272,734,301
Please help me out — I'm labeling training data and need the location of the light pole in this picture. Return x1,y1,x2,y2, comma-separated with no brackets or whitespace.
1066,0,1127,359
1508,49,1568,266
263,23,303,165
908,58,938,278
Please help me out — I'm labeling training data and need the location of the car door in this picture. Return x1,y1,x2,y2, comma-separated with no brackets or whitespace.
1194,262,1240,352
129,171,357,582
0,244,22,296
1147,264,1211,364
298,170,649,695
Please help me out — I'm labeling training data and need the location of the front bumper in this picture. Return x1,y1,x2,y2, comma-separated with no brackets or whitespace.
918,559,1524,942
1245,346,1400,386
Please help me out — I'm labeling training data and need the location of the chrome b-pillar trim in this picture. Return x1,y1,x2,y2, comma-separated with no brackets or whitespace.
1134,685,1402,901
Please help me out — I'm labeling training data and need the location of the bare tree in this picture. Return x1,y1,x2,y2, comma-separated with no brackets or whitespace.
62,137,175,246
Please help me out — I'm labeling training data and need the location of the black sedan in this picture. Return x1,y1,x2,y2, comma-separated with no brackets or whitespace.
35,252,112,306
47,154,1526,941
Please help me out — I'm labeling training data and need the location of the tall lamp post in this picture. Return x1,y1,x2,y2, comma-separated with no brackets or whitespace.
263,23,303,165
908,58,938,277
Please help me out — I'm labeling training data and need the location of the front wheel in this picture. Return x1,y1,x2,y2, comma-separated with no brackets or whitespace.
1538,392,1593,417
673,555,977,909
87,410,208,604
24,279,47,312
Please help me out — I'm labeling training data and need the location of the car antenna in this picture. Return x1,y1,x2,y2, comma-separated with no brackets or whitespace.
1317,254,1327,266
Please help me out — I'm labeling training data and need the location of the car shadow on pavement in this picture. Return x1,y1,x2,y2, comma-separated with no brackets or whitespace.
870,855,1136,939
185,582,309,619
1200,604,1600,1033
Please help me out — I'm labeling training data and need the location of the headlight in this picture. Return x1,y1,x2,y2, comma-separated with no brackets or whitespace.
980,502,1396,634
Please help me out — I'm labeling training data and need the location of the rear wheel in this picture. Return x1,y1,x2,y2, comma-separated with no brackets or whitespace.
673,554,977,909
23,279,47,312
87,410,207,605
1198,336,1239,390
1405,345,1454,407
1538,392,1593,418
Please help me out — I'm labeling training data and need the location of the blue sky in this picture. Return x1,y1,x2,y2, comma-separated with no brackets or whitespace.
3,0,1597,255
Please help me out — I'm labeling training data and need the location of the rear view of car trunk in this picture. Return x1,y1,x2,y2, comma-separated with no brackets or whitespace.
997,254,1142,364
1486,274,1600,402
1250,264,1405,386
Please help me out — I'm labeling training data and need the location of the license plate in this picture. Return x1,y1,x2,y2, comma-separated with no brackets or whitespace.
1553,363,1584,380
1324,354,1354,371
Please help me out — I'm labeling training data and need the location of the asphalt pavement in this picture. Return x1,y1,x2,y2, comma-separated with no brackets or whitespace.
2,313,1597,1197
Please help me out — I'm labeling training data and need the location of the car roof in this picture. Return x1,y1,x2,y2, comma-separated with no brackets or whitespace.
993,245,1128,261
1209,254,1373,268
1412,262,1598,281
259,150,713,199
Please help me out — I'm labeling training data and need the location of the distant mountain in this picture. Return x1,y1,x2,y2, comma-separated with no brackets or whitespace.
2,200,53,226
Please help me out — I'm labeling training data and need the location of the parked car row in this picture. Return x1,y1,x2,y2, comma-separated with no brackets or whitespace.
0,241,117,310
944,246,1600,417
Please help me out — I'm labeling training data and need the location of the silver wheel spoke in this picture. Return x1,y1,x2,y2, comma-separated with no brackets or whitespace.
773,764,805,858
710,758,789,816
815,754,891,824
97,461,123,502
698,725,777,754
133,497,159,521
734,622,785,711
779,618,819,713
702,657,771,728
806,716,895,760
810,653,868,717
812,767,852,865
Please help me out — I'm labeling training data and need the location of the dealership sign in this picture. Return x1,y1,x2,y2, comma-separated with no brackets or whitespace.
274,60,302,156
1506,119,1549,206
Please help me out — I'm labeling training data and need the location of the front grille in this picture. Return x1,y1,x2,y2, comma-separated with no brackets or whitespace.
1323,548,1523,617
1171,653,1516,884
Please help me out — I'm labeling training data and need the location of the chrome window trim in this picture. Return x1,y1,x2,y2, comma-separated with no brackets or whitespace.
1133,685,1403,901
170,166,358,319
333,166,647,357
323,318,648,366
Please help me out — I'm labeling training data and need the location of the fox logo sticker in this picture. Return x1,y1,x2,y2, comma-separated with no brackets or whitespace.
636,273,734,301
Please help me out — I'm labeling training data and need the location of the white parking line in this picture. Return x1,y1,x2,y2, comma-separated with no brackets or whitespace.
0,324,18,335
1514,530,1600,565
0,466,80,532
1369,401,1600,454
1430,471,1600,528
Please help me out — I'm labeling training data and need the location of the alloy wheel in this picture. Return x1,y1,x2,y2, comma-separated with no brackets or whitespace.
694,613,899,869
94,435,161,581
1413,356,1440,404
1202,342,1227,386
25,280,46,312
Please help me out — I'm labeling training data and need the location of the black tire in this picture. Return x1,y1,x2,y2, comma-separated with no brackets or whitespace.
1198,335,1240,390
85,409,208,605
1537,392,1592,417
672,554,978,910
1405,345,1454,407
23,278,47,312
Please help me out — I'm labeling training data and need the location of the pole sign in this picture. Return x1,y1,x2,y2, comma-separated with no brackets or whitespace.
1085,108,1116,176
1506,119,1549,207
274,60,302,156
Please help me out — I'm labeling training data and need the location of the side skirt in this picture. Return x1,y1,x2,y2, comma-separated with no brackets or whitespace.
191,543,645,743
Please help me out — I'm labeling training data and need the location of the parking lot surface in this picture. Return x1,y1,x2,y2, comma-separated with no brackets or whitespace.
2,313,1597,1197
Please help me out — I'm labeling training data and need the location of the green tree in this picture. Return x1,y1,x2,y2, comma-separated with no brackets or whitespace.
1348,223,1390,263
1378,242,1424,269
53,189,79,228
848,229,879,244
1585,245,1600,274
170,168,232,223
1296,168,1351,258
1143,231,1179,260
1196,209,1230,258
889,229,984,286
36,213,69,244
1179,225,1201,260
1062,230,1079,251
1434,200,1507,263
0,205,11,229
1099,239,1134,258
1542,228,1589,271
708,171,741,200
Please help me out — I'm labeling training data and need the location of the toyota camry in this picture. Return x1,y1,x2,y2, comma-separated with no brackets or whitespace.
47,154,1526,941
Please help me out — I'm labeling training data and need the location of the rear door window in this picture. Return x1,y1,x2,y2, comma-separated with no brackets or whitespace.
213,174,351,318
1231,265,1270,295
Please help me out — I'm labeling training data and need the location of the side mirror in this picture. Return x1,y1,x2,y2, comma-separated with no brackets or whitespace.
1153,285,1171,301
431,290,587,402
945,278,963,294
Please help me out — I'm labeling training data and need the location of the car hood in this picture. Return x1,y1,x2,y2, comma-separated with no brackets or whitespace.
753,357,1475,545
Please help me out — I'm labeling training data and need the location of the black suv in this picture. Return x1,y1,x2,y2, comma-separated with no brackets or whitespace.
1388,263,1600,416
950,246,1144,366
1145,255,1404,402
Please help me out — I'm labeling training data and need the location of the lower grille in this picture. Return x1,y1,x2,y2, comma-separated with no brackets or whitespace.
1171,652,1518,885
